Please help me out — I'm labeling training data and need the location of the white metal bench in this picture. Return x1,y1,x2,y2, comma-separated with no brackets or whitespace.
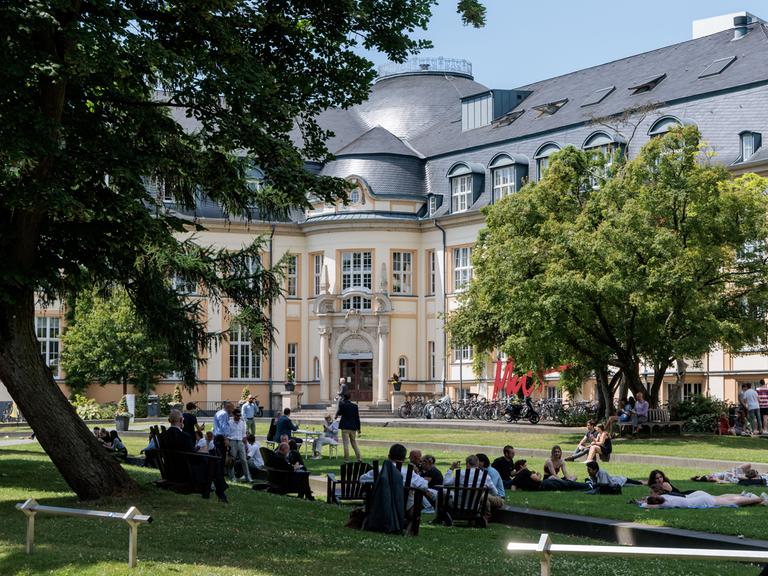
15,498,152,568
508,533,768,576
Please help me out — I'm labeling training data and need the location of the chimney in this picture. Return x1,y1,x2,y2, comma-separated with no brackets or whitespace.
733,15,749,39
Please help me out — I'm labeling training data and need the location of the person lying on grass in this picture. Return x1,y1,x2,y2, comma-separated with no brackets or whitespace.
691,463,767,484
638,484,765,509
510,459,588,492
585,461,643,488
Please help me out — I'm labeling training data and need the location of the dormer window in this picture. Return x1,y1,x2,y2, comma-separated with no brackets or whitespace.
629,74,666,95
583,132,625,186
349,188,361,204
648,116,684,138
534,143,561,181
428,195,440,216
740,131,762,161
532,99,568,117
489,153,529,201
451,174,472,213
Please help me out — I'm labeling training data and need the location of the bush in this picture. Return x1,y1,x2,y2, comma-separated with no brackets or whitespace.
134,393,149,418
674,394,731,433
70,394,117,420
159,393,174,416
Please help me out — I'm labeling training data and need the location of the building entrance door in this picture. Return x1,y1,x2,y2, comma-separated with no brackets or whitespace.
340,359,373,402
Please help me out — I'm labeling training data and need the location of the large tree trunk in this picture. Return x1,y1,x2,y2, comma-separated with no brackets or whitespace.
650,360,672,408
0,292,137,500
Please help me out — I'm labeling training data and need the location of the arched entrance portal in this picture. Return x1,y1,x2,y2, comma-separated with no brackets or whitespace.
339,335,373,402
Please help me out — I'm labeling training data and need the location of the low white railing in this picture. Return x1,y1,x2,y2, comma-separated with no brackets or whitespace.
16,498,152,568
507,533,768,576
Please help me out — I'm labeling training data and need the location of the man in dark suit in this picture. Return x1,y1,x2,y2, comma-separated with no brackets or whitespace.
336,393,362,461
265,442,314,499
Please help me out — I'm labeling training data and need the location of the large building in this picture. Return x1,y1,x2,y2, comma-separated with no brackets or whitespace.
12,14,768,411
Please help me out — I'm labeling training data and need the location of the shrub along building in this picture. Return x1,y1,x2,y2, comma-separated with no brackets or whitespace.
10,13,768,411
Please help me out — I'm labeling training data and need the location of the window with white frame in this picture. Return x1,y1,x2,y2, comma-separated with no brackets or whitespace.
147,176,172,203
429,341,436,379
239,254,261,288
534,143,560,181
287,343,297,376
583,132,622,187
392,251,412,294
429,195,438,216
229,322,261,379
546,386,563,401
313,253,323,296
453,345,473,363
453,247,472,292
36,317,60,377
428,250,436,295
342,295,372,311
451,174,472,213
492,165,515,199
682,381,703,401
740,131,762,161
341,251,372,290
648,116,682,139
313,357,320,381
172,274,197,295
398,356,407,379
286,255,298,297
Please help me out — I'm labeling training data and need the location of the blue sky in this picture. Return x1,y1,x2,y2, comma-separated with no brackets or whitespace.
364,1,768,88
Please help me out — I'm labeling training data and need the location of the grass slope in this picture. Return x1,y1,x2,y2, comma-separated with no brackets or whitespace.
0,446,761,576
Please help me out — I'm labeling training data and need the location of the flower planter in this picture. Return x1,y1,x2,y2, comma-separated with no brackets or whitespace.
285,381,295,392
391,382,402,392
115,415,131,432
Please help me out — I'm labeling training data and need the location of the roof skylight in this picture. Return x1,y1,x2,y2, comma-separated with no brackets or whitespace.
581,86,615,107
699,56,737,78
492,109,525,128
628,74,666,95
532,98,568,117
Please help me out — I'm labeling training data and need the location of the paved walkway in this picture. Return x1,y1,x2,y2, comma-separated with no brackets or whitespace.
0,438,36,447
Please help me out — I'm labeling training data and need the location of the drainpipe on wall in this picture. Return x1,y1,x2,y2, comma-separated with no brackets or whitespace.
434,219,448,397
268,224,276,415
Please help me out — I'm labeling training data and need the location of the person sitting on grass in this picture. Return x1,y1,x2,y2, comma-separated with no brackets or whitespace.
544,445,575,480
420,455,443,488
646,469,688,496
510,459,588,492
732,409,752,436
639,485,765,509
691,464,765,484
716,412,730,435
585,423,612,463
565,422,597,462
586,461,642,489
104,430,128,461
492,445,516,488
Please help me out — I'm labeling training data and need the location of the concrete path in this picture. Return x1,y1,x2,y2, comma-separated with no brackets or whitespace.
0,438,36,447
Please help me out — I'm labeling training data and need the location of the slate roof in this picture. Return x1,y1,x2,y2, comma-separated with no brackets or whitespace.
319,156,425,198
411,24,768,157
335,126,424,158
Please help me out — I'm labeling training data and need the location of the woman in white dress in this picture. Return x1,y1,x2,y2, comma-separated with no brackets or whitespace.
641,488,763,508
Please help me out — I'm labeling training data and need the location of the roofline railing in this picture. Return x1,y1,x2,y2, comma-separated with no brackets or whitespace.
377,57,473,81
508,533,768,576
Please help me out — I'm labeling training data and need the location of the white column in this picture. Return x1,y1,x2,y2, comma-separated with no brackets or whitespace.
319,327,330,402
377,324,389,404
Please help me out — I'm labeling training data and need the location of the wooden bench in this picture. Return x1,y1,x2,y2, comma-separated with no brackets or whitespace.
614,409,683,436
435,468,490,528
258,446,313,498
363,460,424,536
327,461,372,505
146,425,221,495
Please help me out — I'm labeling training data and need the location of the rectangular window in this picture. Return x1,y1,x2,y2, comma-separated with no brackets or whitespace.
546,386,563,401
240,254,262,289
451,175,472,213
453,247,472,292
172,274,197,295
148,176,172,203
453,345,473,363
392,251,413,294
313,253,323,296
429,341,436,380
341,251,372,291
35,317,61,377
682,382,702,401
493,166,515,200
536,157,550,181
428,250,436,295
342,296,372,311
429,196,438,216
287,343,297,377
286,255,298,297
229,322,261,379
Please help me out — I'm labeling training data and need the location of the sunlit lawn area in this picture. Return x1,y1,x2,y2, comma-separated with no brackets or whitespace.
0,444,761,576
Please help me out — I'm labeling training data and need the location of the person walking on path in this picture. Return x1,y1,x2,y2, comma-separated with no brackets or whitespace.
336,393,362,462
757,379,768,432
241,395,257,436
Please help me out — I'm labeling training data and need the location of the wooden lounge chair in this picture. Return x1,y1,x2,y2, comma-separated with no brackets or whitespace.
327,461,372,505
436,468,490,528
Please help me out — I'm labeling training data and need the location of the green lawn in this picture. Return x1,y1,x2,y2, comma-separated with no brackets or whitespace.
0,445,761,576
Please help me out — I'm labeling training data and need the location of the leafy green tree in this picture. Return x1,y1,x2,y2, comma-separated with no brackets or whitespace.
449,126,768,414
0,0,485,499
62,288,175,396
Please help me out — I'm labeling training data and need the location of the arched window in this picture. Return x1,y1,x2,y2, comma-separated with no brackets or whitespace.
398,356,408,379
313,357,320,381
583,132,625,186
648,116,682,138
489,153,529,201
534,143,561,181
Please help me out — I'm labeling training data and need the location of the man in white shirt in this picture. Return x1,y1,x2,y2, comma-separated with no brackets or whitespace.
312,414,339,459
245,433,265,476
359,443,436,511
742,383,762,434
227,408,251,482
